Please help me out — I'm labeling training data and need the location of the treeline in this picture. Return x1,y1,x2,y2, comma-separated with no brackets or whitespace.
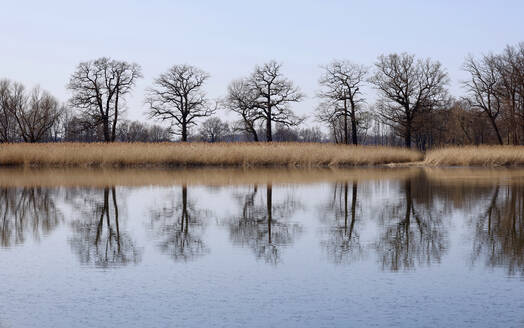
0,42,523,148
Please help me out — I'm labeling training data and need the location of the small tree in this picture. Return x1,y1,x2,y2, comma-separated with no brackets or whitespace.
224,79,262,141
0,79,23,142
318,60,367,145
199,117,230,142
146,64,215,142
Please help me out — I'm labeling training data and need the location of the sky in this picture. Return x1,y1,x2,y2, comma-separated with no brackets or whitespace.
1,0,523,127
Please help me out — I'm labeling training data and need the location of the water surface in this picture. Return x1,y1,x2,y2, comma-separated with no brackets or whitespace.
0,168,523,327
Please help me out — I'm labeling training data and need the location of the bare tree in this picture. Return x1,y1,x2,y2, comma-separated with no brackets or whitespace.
494,46,521,144
250,61,304,141
370,53,449,148
463,54,507,144
68,57,142,142
199,117,229,142
146,64,215,142
10,86,62,142
0,80,23,142
318,60,368,144
0,80,62,142
224,79,262,141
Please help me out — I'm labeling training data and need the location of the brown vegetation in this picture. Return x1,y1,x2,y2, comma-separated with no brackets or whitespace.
1,166,523,188
0,142,422,168
0,167,421,187
424,146,524,167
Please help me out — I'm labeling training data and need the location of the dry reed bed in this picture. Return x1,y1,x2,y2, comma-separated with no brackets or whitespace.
425,146,524,167
0,142,422,168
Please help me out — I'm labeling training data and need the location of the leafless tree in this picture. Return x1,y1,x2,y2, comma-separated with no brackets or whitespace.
116,120,172,142
370,53,449,148
0,80,23,142
147,124,172,142
146,64,215,142
463,54,506,144
298,126,325,142
317,60,368,144
199,117,229,142
224,79,262,141
10,86,62,142
250,61,304,141
494,46,521,144
0,80,63,142
68,57,142,142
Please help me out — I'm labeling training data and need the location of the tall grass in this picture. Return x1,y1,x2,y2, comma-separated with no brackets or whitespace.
424,146,524,167
0,142,422,168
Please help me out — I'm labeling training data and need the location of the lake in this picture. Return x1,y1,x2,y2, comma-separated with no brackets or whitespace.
0,168,523,327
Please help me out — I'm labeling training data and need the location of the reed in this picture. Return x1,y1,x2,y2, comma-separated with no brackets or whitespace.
424,146,524,167
0,142,422,168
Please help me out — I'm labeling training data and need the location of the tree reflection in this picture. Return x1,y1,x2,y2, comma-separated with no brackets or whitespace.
319,181,363,264
472,184,524,275
69,187,141,268
375,178,446,271
0,187,62,247
150,185,209,262
228,184,302,265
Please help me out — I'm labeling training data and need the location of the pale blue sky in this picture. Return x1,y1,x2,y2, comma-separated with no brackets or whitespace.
1,0,523,125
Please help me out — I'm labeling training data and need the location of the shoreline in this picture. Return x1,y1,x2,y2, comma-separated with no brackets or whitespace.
0,143,523,168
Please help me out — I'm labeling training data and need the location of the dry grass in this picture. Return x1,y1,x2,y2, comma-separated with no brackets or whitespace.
424,146,524,167
0,142,422,168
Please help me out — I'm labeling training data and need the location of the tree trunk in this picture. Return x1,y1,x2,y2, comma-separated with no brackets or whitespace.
343,99,348,144
111,89,119,142
181,120,188,142
350,113,358,145
103,117,110,142
488,116,503,145
405,119,412,148
266,90,272,142
266,113,272,142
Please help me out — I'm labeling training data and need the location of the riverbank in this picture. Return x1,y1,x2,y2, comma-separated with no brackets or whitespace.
0,143,523,168
424,146,524,166
0,142,422,168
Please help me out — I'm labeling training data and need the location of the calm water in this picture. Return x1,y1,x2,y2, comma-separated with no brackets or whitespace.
0,168,523,327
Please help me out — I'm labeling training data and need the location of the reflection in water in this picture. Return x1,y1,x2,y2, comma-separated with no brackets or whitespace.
375,178,447,271
0,187,62,247
1,168,524,276
472,184,524,275
227,184,302,264
150,185,209,262
69,187,141,268
320,181,363,264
